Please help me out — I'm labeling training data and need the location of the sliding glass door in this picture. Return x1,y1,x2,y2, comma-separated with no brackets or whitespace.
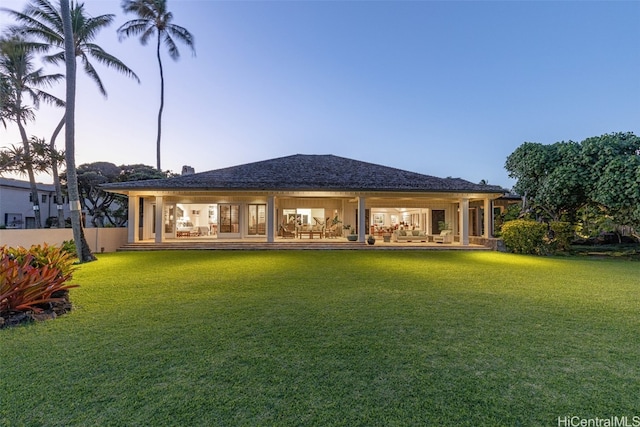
248,204,266,236
219,204,239,234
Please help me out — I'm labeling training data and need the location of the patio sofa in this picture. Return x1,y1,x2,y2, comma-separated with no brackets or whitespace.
394,229,429,242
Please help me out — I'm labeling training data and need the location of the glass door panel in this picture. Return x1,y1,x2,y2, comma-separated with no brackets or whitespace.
164,204,175,236
248,204,266,236
220,204,239,233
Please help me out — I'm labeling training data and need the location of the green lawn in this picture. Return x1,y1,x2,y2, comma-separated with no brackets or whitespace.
1,250,638,426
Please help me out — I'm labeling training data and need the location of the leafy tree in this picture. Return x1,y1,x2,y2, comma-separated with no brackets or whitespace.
582,133,640,231
0,33,63,228
504,142,556,213
505,132,640,240
118,0,195,170
72,162,122,227
62,162,171,227
535,141,588,222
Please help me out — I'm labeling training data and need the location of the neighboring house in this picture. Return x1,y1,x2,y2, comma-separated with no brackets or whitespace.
102,154,508,245
0,178,70,229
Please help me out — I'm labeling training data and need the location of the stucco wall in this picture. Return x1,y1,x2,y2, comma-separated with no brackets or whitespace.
0,228,127,253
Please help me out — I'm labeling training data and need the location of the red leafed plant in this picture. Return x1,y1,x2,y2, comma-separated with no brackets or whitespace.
0,245,79,315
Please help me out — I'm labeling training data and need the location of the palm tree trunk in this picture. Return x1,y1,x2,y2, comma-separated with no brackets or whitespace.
156,32,164,171
50,115,66,228
61,0,95,263
17,119,41,228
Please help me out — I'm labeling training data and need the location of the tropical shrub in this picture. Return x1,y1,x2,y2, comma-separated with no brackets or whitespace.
494,203,523,237
61,240,77,258
0,245,78,316
501,219,548,255
549,221,574,252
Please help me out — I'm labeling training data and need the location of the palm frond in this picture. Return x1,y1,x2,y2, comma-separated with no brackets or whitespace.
35,90,64,108
117,20,155,44
80,58,107,97
166,24,195,56
161,33,180,60
84,43,140,83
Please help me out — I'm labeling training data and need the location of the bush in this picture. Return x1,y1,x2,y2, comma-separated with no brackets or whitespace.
61,240,77,258
494,203,523,236
549,221,574,252
0,244,78,316
501,219,548,255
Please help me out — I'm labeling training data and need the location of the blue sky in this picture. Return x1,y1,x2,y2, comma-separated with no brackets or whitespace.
1,0,638,188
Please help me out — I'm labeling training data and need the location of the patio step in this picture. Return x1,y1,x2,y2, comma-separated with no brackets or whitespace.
117,241,492,251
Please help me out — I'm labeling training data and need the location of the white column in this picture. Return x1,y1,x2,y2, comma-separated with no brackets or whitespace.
142,199,152,240
127,195,139,243
155,195,164,243
459,198,469,245
483,198,492,238
358,196,366,243
266,195,275,243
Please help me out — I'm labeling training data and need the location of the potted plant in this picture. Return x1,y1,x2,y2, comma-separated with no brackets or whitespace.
367,234,376,245
382,229,391,243
346,226,358,241
438,221,451,232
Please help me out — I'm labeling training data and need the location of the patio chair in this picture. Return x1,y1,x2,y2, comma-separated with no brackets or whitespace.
280,224,295,238
433,229,453,244
325,224,338,238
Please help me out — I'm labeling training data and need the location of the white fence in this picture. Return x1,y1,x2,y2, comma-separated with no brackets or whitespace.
0,228,127,253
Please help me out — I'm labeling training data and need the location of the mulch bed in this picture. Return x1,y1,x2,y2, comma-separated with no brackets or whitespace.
0,290,72,329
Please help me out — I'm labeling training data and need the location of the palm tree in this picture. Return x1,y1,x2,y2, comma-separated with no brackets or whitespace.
4,0,138,259
59,0,90,261
48,117,66,227
0,138,53,176
118,0,195,170
0,33,64,228
3,0,140,235
0,73,13,128
3,0,140,97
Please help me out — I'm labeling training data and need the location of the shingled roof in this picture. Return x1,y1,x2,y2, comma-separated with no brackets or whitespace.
102,154,505,193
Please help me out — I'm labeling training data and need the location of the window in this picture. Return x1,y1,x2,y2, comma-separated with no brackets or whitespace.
4,213,22,229
219,204,239,233
42,194,47,203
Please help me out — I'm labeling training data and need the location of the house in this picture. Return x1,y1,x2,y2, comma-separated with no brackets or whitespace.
0,177,69,229
101,154,508,245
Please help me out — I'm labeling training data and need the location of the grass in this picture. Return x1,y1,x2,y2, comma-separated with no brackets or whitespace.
1,250,639,426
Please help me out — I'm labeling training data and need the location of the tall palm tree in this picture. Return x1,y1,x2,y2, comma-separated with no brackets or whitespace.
0,33,64,228
48,116,66,227
118,0,195,170
59,0,92,261
0,73,13,128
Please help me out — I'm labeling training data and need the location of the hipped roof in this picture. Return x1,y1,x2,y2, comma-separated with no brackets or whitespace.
102,154,505,194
